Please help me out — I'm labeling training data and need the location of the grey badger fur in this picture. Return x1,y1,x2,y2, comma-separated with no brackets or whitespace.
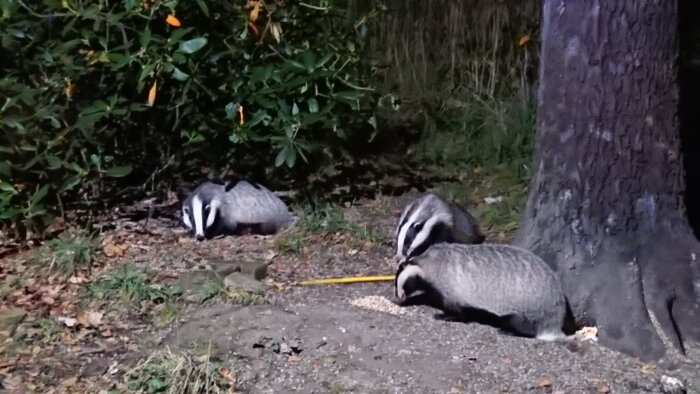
394,243,567,340
181,178,293,240
395,192,484,264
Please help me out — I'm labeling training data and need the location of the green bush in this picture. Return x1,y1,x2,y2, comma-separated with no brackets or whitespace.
0,0,388,236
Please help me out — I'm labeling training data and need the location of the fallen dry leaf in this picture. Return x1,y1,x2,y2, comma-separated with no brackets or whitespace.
165,14,181,27
147,81,157,107
78,310,103,328
57,316,78,327
537,377,551,388
102,241,127,258
287,354,301,362
597,385,610,393
641,363,655,375
61,376,78,387
68,275,89,284
40,295,56,305
218,367,236,384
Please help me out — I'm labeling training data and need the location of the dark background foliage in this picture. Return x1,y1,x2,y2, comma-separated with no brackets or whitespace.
2,0,699,239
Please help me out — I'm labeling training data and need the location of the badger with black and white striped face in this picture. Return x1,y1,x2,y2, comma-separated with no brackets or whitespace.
394,243,567,340
395,192,484,264
181,178,293,241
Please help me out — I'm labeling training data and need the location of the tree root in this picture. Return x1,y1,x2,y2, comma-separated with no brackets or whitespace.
519,231,700,361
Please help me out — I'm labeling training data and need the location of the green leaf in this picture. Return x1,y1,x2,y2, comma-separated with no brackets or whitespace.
29,184,49,207
170,27,194,44
104,165,133,178
0,181,17,194
46,155,62,170
252,95,276,110
284,126,294,139
108,53,131,69
138,62,157,84
140,27,152,48
195,0,210,17
178,37,208,54
171,66,190,81
225,102,238,120
58,175,82,193
307,98,319,113
229,133,242,144
0,208,22,220
302,51,316,70
315,52,334,69
247,110,270,127
48,116,61,129
334,90,361,101
285,60,306,71
0,161,10,177
291,102,299,116
274,147,287,167
285,147,297,168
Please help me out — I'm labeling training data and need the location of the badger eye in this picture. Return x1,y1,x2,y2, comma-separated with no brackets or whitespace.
412,222,423,230
204,204,211,213
183,207,190,214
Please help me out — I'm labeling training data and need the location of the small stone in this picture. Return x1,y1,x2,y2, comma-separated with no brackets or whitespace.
288,340,302,353
0,308,27,340
175,270,222,303
224,272,266,294
537,377,552,388
660,375,686,394
279,342,292,355
210,258,269,280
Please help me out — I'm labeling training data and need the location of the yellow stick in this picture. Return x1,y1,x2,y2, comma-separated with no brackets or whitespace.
298,275,395,286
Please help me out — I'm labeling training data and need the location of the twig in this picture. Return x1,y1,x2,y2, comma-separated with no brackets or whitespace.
79,347,106,356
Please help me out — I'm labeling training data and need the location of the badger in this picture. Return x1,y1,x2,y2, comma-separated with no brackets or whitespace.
181,178,293,241
395,192,484,264
394,242,567,340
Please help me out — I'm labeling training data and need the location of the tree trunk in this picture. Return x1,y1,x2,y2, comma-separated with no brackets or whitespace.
515,0,700,360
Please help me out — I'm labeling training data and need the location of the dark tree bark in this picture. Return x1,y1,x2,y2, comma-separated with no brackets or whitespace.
515,0,700,360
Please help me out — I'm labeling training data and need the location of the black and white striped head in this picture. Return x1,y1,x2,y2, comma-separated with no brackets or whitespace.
182,182,226,241
394,259,425,301
395,193,453,264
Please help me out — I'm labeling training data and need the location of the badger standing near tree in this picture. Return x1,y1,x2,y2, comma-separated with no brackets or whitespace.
395,192,484,264
394,242,568,340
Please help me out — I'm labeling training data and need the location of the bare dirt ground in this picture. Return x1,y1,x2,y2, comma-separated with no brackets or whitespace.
2,189,700,393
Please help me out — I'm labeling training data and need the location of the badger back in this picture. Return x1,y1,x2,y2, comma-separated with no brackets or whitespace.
222,180,292,227
419,243,565,317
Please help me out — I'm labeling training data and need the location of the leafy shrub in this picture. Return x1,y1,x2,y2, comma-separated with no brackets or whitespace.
0,0,388,236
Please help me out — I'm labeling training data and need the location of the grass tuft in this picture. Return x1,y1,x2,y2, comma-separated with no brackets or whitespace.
122,346,236,394
417,97,535,180
35,231,97,277
84,263,181,304
296,203,385,245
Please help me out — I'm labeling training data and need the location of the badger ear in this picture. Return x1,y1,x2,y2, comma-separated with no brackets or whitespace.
177,185,193,202
221,176,242,192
